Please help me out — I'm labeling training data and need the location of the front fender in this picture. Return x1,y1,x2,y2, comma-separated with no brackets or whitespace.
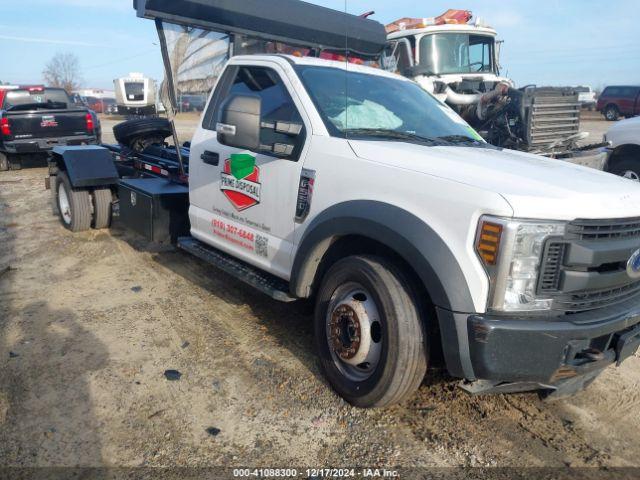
291,200,474,312
291,201,476,378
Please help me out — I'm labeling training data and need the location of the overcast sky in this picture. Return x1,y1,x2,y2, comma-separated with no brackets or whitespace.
1,0,638,91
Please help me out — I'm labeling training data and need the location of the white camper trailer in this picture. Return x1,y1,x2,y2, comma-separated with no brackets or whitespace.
114,73,157,117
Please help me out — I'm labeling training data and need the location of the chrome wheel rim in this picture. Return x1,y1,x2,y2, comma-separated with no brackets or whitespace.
58,185,72,225
326,283,383,382
622,170,640,182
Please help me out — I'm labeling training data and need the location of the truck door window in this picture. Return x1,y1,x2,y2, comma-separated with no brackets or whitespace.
383,40,413,74
210,66,306,160
469,37,491,72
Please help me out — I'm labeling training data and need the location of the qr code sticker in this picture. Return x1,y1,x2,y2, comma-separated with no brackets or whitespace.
255,234,269,258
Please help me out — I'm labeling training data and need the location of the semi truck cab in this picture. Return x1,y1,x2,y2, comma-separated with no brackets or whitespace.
382,10,609,168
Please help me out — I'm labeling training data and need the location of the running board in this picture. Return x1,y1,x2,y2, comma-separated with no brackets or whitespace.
177,236,297,303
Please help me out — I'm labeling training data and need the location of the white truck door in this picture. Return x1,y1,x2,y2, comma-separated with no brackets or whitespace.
189,62,310,280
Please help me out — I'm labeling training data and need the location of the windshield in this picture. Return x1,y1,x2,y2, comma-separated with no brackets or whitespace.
296,65,482,142
124,82,145,101
4,89,70,109
419,33,494,75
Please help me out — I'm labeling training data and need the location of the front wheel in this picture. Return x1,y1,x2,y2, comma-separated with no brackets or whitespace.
609,158,640,182
604,105,620,121
314,255,428,408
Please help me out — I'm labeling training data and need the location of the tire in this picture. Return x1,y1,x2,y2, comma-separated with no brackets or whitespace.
92,188,112,229
0,153,8,172
54,172,92,232
314,255,428,408
113,118,172,150
609,158,640,182
8,155,21,170
604,105,620,121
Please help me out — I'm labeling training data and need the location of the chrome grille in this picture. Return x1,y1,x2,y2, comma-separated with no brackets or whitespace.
539,217,640,312
554,281,640,312
568,217,640,241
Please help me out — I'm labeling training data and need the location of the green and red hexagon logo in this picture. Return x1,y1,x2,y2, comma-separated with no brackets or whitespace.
220,153,261,211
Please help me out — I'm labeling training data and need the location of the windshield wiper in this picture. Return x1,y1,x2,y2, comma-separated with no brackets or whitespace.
6,101,67,111
437,134,492,148
343,128,446,145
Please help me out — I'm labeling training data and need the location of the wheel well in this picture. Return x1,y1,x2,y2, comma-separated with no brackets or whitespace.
308,234,444,366
605,103,619,111
607,144,640,171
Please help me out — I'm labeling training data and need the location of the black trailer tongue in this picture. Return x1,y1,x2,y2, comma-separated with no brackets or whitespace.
134,0,386,56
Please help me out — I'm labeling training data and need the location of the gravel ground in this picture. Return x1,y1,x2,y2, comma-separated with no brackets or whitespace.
1,112,639,472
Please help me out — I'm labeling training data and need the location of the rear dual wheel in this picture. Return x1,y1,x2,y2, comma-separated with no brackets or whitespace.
92,188,112,229
0,154,21,171
54,172,112,232
315,255,428,408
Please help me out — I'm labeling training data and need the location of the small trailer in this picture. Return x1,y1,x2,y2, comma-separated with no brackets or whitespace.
114,73,158,117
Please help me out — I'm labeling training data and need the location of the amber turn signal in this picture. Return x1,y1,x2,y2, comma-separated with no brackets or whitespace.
476,221,503,266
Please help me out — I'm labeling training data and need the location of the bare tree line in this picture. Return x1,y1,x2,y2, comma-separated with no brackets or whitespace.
42,52,82,93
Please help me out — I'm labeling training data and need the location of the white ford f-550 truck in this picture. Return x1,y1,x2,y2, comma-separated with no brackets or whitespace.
47,0,640,408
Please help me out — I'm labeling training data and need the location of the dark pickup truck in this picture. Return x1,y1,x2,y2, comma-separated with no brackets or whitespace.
0,86,100,171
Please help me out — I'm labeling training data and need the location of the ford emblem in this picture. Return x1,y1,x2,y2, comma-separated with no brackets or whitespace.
626,249,640,279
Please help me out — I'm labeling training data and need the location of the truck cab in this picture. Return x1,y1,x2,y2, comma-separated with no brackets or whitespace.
384,17,509,103
186,53,640,406
382,11,607,166
48,0,640,408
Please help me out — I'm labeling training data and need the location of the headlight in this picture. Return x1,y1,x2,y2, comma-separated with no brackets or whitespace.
475,216,566,313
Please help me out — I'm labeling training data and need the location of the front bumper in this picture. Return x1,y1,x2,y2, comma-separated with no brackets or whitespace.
4,135,97,154
438,295,640,396
561,147,609,170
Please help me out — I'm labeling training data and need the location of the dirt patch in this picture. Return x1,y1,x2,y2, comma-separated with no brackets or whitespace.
0,167,639,469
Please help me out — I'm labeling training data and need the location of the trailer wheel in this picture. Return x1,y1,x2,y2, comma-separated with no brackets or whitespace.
92,188,113,229
314,255,428,408
604,105,620,121
55,172,92,232
0,153,8,172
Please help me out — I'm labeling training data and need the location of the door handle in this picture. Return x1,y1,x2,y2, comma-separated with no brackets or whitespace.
201,150,219,166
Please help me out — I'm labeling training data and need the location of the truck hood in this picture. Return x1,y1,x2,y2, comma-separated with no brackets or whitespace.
349,140,640,220
607,116,640,147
